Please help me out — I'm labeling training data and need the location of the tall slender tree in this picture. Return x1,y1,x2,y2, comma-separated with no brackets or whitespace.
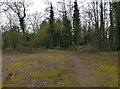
47,3,56,49
109,1,114,50
55,19,62,47
62,11,72,49
73,0,81,45
100,1,105,50
113,2,120,50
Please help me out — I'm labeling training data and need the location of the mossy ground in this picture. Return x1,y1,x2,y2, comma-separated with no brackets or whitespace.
2,50,119,87
93,58,118,87
80,52,118,87
2,50,73,87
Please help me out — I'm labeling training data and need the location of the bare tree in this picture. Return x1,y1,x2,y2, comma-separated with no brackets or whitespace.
0,1,30,34
27,12,42,33
5,10,19,28
57,0,73,21
0,10,18,32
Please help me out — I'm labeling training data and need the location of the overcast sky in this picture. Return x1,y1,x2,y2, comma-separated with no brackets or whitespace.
29,0,59,13
29,0,120,14
0,0,92,27
29,0,92,14
0,0,115,27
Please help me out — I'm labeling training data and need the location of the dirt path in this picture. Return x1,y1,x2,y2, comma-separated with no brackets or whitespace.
68,53,101,87
2,51,118,87
68,52,118,87
68,57,95,87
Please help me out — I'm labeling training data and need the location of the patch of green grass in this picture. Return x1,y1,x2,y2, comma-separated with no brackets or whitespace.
94,60,118,87
46,75,72,87
8,61,22,68
9,76,25,84
44,65,73,87
3,75,25,87
29,68,59,79
100,51,119,55
8,60,42,68
38,54,67,61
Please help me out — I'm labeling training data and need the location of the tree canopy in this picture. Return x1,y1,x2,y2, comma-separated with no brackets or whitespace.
1,0,120,52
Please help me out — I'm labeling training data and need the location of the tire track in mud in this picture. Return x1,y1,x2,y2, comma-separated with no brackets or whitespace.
68,54,97,87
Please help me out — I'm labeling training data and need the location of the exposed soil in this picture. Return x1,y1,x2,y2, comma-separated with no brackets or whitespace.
2,50,119,87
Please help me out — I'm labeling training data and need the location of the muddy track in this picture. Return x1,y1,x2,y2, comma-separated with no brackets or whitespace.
68,55,96,87
2,51,118,87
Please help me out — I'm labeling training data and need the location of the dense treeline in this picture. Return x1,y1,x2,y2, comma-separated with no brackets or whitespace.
1,0,120,52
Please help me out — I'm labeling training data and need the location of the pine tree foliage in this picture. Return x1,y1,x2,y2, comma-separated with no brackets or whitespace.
62,12,72,49
55,19,62,48
73,0,81,45
47,3,56,49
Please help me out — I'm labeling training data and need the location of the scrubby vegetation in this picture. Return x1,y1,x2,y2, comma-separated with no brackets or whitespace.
1,1,120,52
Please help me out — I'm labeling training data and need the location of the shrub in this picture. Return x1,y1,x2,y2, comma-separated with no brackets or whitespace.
79,44,99,53
68,45,78,51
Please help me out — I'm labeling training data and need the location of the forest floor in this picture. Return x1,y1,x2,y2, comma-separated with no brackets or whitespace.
2,50,119,87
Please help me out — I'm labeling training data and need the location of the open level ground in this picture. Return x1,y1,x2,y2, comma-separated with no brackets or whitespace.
2,50,119,87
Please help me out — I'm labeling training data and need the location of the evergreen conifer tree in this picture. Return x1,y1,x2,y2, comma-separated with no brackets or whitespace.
73,0,81,45
62,12,72,49
47,3,56,49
